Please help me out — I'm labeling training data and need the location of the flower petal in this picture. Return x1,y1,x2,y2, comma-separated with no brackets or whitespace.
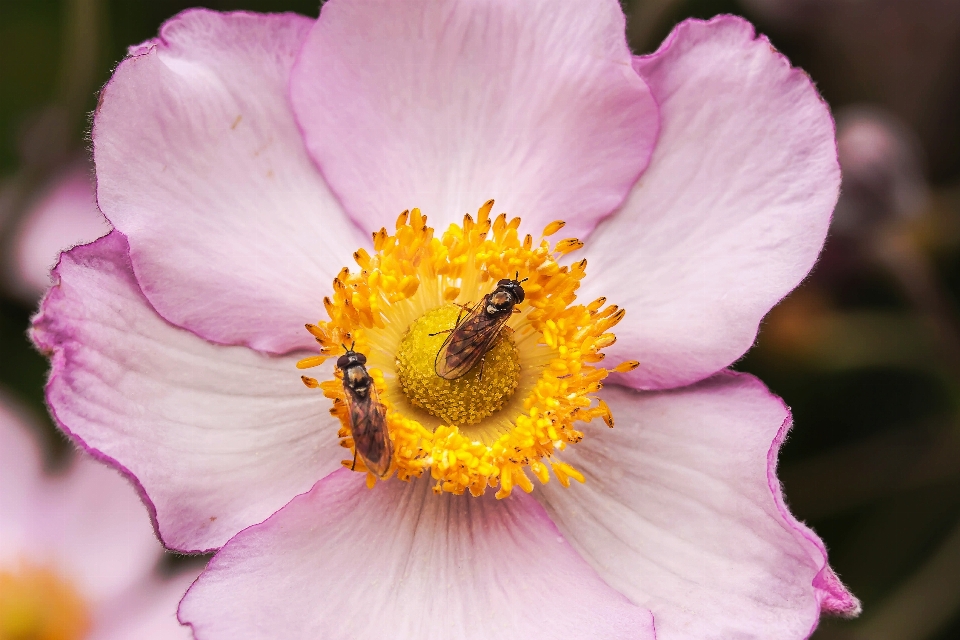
538,374,859,640
0,398,159,604
0,395,45,565
40,456,160,606
94,567,200,640
291,0,658,237
93,9,366,354
581,16,838,390
4,164,110,301
31,232,343,552
179,469,656,640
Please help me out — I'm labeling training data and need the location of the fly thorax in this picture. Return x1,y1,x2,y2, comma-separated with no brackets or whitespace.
344,366,369,390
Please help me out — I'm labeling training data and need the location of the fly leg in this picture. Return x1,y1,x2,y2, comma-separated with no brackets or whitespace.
430,301,472,336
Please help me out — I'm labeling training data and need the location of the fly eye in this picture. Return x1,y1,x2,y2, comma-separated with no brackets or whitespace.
355,353,367,365
336,354,351,370
497,278,513,288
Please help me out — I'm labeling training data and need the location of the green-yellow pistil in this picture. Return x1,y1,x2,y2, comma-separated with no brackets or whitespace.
396,304,520,425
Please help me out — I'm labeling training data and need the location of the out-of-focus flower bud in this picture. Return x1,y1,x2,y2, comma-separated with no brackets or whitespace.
3,163,110,301
833,106,928,238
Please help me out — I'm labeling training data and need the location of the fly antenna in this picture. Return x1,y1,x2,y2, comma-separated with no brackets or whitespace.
515,270,528,284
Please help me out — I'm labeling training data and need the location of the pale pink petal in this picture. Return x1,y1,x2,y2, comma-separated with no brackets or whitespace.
33,456,160,606
93,9,366,354
538,374,859,640
0,398,160,604
291,0,658,237
31,232,344,553
179,469,656,640
4,165,110,301
93,567,200,640
582,16,838,390
0,394,45,566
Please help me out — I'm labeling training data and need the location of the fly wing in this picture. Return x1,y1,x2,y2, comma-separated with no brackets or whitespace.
435,298,511,379
343,382,392,477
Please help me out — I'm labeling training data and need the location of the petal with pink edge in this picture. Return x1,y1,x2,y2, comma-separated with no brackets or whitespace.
31,232,343,553
292,0,658,237
537,374,860,640
581,16,838,390
179,469,656,640
93,9,366,354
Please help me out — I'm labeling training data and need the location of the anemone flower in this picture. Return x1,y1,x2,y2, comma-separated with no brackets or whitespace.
0,393,197,639
31,1,860,638
3,164,110,302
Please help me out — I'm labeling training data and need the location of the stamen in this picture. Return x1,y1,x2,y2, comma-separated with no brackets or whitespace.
542,220,566,237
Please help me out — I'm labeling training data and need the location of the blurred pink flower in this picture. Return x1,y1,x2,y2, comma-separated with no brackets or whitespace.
833,106,928,235
31,2,859,638
0,393,197,639
3,165,110,301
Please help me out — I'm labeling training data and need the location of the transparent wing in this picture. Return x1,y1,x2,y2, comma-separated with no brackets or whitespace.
435,299,511,379
343,379,392,477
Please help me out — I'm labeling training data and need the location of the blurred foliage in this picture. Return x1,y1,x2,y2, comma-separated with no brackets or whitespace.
1,1,959,639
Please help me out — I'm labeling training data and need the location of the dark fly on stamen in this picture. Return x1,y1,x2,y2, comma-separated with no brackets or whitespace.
337,345,392,477
434,275,526,380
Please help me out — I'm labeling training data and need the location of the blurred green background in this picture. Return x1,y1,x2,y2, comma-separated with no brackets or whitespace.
1,1,959,638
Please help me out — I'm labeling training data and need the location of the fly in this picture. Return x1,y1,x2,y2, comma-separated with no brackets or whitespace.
337,345,392,477
433,275,526,380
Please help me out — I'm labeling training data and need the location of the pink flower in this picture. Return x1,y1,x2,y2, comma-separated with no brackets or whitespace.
2,165,111,301
0,393,197,639
31,2,860,638
3,165,110,302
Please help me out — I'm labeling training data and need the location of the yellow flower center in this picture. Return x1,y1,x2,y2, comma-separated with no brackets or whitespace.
298,201,636,498
0,562,91,640
395,304,520,425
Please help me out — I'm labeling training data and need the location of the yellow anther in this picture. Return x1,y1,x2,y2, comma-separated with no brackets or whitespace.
542,220,566,237
304,323,324,339
296,355,328,369
554,238,584,255
588,296,607,312
551,462,585,487
594,333,617,350
353,247,371,269
598,398,614,427
478,199,495,221
301,376,320,389
613,360,640,373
